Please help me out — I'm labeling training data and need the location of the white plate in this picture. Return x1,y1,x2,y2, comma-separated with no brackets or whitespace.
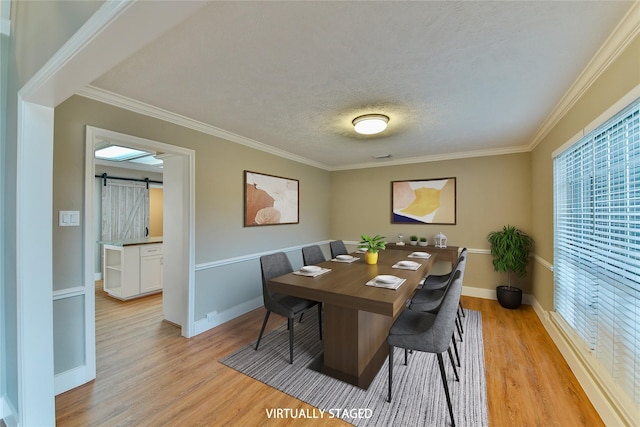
398,260,419,267
411,252,429,257
301,265,322,273
336,255,353,260
376,275,399,284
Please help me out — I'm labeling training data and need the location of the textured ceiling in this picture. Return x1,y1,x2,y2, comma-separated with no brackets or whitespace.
89,1,634,169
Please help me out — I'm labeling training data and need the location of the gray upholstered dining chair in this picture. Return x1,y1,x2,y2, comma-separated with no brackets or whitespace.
411,268,465,366
420,248,468,335
422,248,467,291
411,255,467,363
302,245,326,265
387,271,463,427
255,252,323,364
329,240,348,258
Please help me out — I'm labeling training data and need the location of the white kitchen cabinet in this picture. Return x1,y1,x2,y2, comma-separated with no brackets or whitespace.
140,244,163,293
103,241,163,300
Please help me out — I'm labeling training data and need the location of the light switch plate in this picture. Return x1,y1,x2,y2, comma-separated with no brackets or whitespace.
59,210,80,226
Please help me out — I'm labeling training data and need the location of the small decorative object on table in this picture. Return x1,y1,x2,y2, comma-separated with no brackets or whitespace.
409,235,418,245
396,234,405,246
358,234,386,265
434,232,447,248
418,237,428,247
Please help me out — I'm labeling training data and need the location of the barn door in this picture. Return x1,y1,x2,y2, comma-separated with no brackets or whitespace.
101,178,149,240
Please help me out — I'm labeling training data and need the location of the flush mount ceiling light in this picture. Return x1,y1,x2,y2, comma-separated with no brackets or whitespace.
352,114,389,135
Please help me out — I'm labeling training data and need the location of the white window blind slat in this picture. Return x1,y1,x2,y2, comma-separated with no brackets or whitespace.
554,97,640,411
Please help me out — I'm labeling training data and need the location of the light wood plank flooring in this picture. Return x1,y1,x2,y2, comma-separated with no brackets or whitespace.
55,282,603,426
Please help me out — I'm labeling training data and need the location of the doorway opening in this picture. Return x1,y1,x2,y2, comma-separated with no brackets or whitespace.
76,126,195,393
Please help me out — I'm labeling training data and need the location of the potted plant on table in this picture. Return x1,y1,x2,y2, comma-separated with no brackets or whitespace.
487,225,534,309
418,237,428,247
358,234,386,265
409,235,418,245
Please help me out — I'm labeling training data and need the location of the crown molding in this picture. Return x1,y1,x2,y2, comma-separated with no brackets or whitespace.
78,86,530,172
330,144,530,171
76,85,331,171
77,3,638,172
528,2,640,151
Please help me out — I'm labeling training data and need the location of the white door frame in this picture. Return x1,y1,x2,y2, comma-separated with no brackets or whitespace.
15,1,205,424
81,126,196,392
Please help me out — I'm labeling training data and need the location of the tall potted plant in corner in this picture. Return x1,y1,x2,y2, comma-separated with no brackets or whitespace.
487,225,534,309
358,234,386,265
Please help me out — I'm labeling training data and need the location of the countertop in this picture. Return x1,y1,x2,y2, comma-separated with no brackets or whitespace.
99,236,163,246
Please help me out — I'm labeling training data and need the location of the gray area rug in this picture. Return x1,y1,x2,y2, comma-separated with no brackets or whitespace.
220,309,488,426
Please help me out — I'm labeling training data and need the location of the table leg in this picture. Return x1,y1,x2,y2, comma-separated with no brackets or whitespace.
322,304,392,389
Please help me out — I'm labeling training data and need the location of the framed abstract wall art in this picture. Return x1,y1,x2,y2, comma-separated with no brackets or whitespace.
244,171,299,226
391,177,456,224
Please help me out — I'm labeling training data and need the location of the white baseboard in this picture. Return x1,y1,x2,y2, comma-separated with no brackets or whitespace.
463,286,633,425
461,285,497,300
193,296,263,335
55,365,93,396
94,272,102,281
531,299,635,426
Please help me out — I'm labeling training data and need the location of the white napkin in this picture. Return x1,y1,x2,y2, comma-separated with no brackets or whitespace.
408,252,431,259
293,267,331,277
332,255,358,263
392,260,421,270
365,275,405,290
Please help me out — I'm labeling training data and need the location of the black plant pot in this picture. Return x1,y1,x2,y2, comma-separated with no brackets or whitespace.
496,286,522,309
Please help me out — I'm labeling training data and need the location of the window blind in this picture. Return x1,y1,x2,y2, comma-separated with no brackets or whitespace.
553,97,639,409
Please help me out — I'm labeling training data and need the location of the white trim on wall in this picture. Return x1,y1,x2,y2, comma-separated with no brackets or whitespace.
529,2,640,151
77,86,329,171
195,240,333,271
535,307,635,426
73,2,640,173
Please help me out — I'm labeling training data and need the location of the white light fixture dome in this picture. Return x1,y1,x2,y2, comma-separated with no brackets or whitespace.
352,114,389,135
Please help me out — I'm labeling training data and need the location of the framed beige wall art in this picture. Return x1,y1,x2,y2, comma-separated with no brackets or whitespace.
244,170,299,226
391,177,456,224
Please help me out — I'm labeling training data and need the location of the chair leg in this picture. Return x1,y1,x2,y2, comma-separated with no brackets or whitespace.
451,334,460,367
437,353,456,427
288,317,295,364
459,300,466,317
447,347,459,382
317,304,323,340
404,348,408,365
455,317,463,342
457,310,464,334
387,345,394,402
255,310,271,350
299,312,304,323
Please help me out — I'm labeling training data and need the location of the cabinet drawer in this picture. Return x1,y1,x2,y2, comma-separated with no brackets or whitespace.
140,244,162,256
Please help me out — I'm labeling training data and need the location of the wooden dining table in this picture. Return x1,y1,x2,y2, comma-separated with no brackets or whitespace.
268,249,435,389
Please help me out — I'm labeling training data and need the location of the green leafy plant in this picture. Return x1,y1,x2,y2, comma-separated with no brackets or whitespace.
410,235,418,241
419,237,427,242
358,234,386,253
487,225,534,289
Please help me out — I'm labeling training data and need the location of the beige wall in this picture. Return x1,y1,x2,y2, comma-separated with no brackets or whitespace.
149,187,163,237
331,153,533,292
531,34,640,310
53,94,332,314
